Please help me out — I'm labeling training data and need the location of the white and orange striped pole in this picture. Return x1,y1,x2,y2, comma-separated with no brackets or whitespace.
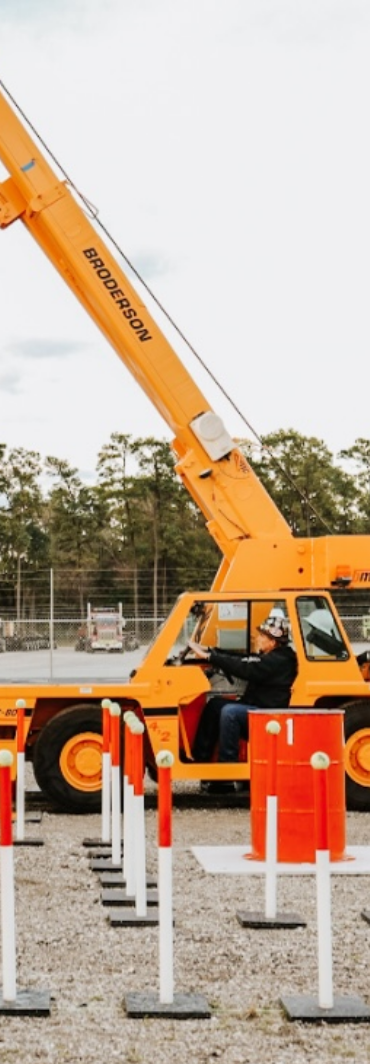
311,751,333,1010
15,699,26,843
123,711,136,893
156,749,175,1005
101,698,112,844
0,750,17,1002
264,720,281,919
131,719,146,916
109,702,122,867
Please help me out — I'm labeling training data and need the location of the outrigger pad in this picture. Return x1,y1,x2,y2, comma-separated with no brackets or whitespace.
124,990,211,1019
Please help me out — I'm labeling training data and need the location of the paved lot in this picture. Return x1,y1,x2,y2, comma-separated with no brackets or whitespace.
0,646,146,683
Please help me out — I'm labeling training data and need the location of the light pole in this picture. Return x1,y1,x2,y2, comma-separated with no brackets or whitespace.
16,553,26,624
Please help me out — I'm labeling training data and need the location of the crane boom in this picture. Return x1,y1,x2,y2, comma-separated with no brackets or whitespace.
0,84,291,566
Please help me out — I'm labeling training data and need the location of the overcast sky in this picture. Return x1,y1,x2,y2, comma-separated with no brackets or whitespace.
1,0,370,481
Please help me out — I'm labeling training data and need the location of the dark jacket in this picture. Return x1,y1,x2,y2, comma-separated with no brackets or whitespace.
208,644,298,708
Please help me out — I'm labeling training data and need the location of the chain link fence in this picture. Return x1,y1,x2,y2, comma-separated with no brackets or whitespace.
337,615,370,644
2,613,369,650
0,616,164,653
1,568,370,680
0,567,170,677
0,566,217,623
0,616,165,682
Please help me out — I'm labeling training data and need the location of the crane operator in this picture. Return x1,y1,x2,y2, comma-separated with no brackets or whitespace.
188,616,298,794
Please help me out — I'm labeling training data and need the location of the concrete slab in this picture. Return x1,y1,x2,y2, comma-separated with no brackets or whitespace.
192,845,370,876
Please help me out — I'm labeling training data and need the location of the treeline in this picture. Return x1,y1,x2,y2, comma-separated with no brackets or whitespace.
0,429,369,618
243,430,370,536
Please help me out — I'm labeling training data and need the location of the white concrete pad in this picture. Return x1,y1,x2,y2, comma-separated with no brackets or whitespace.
191,845,370,875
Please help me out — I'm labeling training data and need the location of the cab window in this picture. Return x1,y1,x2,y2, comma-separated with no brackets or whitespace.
297,597,349,661
165,599,250,661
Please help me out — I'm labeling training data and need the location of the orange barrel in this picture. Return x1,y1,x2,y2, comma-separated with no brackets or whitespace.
249,709,347,863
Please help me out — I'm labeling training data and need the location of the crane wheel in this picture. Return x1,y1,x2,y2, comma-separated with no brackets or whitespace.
33,704,103,813
343,701,370,810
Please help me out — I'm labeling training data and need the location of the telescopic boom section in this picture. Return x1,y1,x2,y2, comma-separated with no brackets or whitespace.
0,86,291,560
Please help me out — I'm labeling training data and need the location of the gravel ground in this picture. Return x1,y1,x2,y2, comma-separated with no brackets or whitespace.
2,786,370,1064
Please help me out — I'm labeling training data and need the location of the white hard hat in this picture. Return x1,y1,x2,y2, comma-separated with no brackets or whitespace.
306,610,336,636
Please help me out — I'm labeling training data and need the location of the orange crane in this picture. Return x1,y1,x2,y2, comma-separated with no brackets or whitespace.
0,81,370,812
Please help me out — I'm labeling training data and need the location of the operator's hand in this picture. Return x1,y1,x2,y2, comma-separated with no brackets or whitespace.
187,640,210,660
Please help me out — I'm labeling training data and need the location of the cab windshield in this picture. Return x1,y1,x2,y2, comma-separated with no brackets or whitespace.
165,597,290,661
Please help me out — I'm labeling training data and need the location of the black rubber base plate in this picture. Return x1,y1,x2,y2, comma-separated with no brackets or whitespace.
12,813,42,825
109,908,161,927
99,872,157,888
0,988,50,1015
124,990,211,1019
90,857,123,871
236,909,306,928
101,888,158,907
280,994,370,1022
83,837,115,847
13,839,44,847
87,846,124,858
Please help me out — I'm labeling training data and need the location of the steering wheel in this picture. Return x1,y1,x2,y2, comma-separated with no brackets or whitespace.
168,645,235,686
178,643,199,663
164,645,200,666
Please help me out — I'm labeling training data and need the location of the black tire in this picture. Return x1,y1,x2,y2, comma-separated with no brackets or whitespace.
33,704,103,813
343,700,370,811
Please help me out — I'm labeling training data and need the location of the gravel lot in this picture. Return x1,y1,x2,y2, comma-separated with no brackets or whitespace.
2,779,370,1064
